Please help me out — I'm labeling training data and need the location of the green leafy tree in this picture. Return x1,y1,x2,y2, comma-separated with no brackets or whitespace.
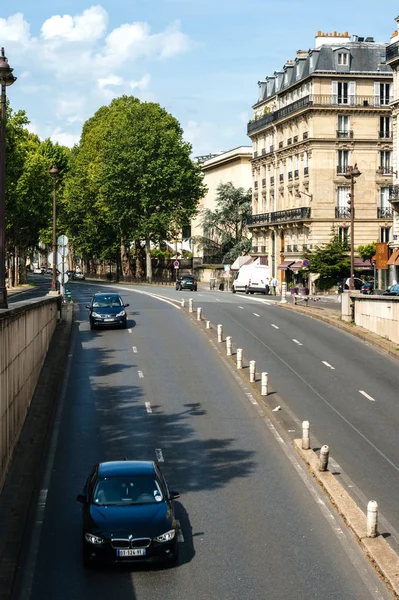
192,182,252,264
302,232,350,291
357,242,376,264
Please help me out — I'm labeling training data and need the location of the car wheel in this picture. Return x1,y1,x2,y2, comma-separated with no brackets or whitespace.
194,287,197,292
232,287,236,294
90,323,95,331
250,292,254,295
82,544,95,568
245,286,249,295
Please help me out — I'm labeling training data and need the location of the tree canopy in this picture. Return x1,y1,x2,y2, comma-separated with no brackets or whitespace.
302,232,350,290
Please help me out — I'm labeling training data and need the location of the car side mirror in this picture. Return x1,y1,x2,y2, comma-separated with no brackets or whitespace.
124,303,129,308
76,493,87,504
169,490,180,500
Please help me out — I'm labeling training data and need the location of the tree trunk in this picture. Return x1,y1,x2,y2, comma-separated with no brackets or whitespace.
120,238,133,278
14,245,19,287
145,236,152,282
134,239,144,279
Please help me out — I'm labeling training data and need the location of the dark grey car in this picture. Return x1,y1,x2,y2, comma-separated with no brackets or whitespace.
87,293,129,330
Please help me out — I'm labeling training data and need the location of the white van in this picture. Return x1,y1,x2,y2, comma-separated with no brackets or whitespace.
232,264,270,294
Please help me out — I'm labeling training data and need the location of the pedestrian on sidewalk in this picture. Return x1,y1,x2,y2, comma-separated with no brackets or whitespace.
271,276,278,295
265,277,270,295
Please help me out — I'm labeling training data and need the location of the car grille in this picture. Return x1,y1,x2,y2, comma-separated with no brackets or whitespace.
111,538,151,549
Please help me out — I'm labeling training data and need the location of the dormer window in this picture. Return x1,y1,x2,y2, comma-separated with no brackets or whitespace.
338,53,348,65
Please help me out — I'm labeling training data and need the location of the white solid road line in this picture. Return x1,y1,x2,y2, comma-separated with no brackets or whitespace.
322,361,335,370
271,324,279,329
253,313,260,317
145,402,152,413
128,328,133,333
292,339,303,346
155,449,164,462
359,390,376,402
132,346,137,353
138,370,144,378
239,306,244,309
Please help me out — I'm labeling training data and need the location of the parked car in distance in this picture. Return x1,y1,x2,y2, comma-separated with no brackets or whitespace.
77,460,180,567
73,272,85,280
232,264,271,295
87,293,129,329
33,267,44,274
66,270,75,278
360,281,374,295
382,283,399,296
176,275,197,291
338,277,364,292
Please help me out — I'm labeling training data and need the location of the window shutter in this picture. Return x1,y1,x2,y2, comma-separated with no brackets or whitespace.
374,82,380,106
389,83,393,102
332,81,338,104
348,81,356,105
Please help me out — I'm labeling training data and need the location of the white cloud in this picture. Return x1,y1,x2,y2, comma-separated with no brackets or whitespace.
50,128,80,147
130,74,151,91
0,13,32,49
98,75,124,89
41,5,108,42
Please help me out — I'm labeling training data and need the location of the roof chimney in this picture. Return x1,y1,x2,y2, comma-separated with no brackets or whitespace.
315,30,350,48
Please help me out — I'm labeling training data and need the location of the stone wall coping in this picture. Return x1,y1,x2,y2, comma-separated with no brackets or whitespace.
0,296,61,322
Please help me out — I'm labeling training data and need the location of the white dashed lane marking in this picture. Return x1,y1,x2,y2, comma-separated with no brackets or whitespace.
145,402,152,413
239,306,244,309
132,346,138,353
253,313,260,317
138,370,144,378
176,520,184,542
128,328,133,333
271,324,279,329
155,449,164,462
359,390,376,402
292,339,303,346
322,361,335,370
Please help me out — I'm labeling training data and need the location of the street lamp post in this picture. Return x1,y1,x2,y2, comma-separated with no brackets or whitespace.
0,48,16,309
49,166,59,293
343,164,361,291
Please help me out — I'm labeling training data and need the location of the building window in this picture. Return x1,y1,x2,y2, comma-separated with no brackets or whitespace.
379,116,390,138
337,150,349,174
380,227,391,243
338,53,348,65
380,187,390,209
332,81,356,105
338,227,349,244
338,115,350,137
380,150,391,172
376,82,391,106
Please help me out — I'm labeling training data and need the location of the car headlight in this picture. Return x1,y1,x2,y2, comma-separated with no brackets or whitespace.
91,312,102,318
85,533,105,545
154,529,176,543
116,310,126,317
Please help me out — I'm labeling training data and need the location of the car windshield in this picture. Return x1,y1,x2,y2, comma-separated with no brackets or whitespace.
183,276,194,281
93,476,164,506
92,296,122,308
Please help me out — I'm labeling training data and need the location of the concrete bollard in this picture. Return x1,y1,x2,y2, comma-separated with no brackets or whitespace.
226,336,232,356
261,372,268,396
319,445,329,471
249,360,256,383
237,348,243,369
197,307,202,321
302,420,310,450
217,324,223,343
280,281,287,304
206,320,211,329
181,299,185,308
367,501,378,538
189,298,193,313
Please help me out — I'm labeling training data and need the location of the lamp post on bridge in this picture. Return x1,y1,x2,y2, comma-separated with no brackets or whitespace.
0,48,16,309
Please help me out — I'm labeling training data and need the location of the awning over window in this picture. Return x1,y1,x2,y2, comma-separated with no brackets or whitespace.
354,258,373,269
277,260,303,271
387,249,399,265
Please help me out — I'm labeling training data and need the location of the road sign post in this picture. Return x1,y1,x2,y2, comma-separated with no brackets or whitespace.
174,260,180,282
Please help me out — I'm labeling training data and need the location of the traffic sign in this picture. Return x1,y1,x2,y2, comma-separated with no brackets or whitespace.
302,259,309,268
173,260,180,269
224,264,231,271
48,251,62,267
58,234,68,246
59,246,69,258
57,273,69,284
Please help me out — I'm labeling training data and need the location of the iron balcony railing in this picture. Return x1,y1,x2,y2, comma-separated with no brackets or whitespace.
337,165,349,175
389,185,399,200
335,207,351,218
337,130,353,138
377,167,394,176
378,207,393,218
248,94,393,135
247,206,311,226
386,41,399,62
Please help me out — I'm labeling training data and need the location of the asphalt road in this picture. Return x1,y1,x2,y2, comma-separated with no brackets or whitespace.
14,281,391,600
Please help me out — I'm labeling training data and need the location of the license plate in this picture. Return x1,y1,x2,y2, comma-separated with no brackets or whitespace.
117,548,146,557
103,318,114,322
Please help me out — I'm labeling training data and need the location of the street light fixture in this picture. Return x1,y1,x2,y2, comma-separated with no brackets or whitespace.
49,166,59,293
343,163,361,290
295,189,313,200
0,48,16,309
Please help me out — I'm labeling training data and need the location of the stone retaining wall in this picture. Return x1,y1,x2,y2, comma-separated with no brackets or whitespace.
0,297,60,491
352,295,399,345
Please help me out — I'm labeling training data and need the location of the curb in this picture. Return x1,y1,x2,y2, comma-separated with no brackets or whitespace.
294,440,399,597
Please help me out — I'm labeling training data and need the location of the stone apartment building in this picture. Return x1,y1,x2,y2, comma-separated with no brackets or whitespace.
386,17,399,283
191,146,252,266
247,31,393,289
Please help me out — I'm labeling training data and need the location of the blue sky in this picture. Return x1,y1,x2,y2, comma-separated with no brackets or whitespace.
1,0,398,156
